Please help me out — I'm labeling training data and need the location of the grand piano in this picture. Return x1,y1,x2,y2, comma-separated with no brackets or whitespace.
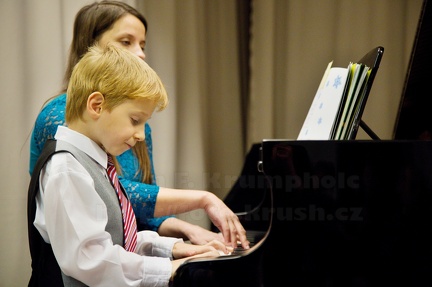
172,1,432,286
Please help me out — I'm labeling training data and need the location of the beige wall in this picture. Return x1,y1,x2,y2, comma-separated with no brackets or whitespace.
0,0,424,286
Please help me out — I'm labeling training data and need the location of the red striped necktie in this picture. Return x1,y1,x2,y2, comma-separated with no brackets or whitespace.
106,155,137,252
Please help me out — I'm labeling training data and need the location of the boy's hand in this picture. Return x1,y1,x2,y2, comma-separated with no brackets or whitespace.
172,239,233,259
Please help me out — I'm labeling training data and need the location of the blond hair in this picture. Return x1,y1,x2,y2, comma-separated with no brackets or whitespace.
66,44,168,124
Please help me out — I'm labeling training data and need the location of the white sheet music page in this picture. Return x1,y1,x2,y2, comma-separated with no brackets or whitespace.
297,61,349,140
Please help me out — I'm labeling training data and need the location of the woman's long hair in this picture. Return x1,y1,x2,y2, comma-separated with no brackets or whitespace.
49,1,153,183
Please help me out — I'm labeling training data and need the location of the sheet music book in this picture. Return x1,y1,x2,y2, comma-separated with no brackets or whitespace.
332,63,370,139
298,61,370,140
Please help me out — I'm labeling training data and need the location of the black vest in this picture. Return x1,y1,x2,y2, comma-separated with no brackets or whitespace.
27,139,123,287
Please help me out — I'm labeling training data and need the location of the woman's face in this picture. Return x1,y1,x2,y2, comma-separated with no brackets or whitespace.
98,14,147,60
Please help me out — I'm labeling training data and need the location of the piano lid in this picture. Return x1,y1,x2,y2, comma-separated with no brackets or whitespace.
393,0,432,140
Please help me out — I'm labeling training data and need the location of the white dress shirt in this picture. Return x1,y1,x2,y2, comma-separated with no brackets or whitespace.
33,126,182,287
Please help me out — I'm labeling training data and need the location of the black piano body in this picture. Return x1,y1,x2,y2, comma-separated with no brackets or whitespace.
173,1,432,284
173,140,432,286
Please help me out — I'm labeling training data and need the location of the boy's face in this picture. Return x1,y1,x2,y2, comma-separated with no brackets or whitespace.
96,98,156,156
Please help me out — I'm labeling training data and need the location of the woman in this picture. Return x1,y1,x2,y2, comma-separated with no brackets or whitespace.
29,0,249,249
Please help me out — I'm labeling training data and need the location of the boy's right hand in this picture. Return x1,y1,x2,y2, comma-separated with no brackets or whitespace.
171,240,226,281
172,239,232,259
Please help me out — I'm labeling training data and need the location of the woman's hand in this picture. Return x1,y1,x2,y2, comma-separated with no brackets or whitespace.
203,193,250,249
157,217,225,245
155,187,250,249
184,224,225,245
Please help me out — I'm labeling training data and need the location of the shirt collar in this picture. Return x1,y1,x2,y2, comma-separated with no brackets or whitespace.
54,126,108,168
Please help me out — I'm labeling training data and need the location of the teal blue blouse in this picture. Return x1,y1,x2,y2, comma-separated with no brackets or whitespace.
29,93,172,231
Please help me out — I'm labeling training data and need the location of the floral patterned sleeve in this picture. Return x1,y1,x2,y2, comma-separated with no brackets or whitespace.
29,94,68,175
117,123,174,231
29,94,172,232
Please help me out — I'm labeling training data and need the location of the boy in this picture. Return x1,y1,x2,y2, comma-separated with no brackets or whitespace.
27,44,226,287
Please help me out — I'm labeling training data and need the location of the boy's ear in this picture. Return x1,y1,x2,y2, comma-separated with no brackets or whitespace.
87,92,105,119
